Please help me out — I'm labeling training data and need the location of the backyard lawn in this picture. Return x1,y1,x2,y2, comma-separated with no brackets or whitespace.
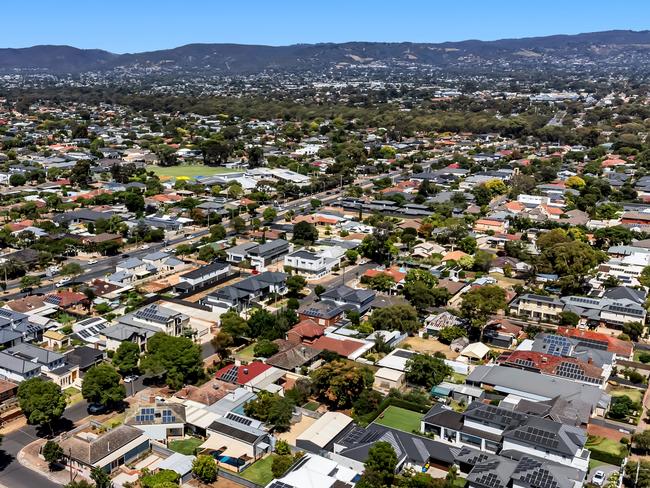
586,435,628,464
146,164,237,179
235,343,257,362
610,387,643,404
168,437,203,455
374,406,424,432
241,454,277,486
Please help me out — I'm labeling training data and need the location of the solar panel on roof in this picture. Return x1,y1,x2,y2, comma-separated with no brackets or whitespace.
226,412,253,426
219,366,239,383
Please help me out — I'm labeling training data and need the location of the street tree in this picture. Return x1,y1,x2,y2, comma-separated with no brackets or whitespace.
112,341,140,376
42,440,64,471
17,378,66,433
82,363,126,408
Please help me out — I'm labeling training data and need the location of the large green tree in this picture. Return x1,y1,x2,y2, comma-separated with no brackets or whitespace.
17,378,66,432
369,304,420,334
141,333,203,389
405,354,452,389
310,360,374,408
357,441,398,488
82,363,126,407
112,341,140,376
460,285,507,334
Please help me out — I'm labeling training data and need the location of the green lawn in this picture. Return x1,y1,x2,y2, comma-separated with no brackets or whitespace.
586,436,624,455
303,401,320,411
374,406,424,432
146,164,237,179
589,459,606,470
236,343,257,361
241,454,277,486
168,437,203,455
610,387,643,404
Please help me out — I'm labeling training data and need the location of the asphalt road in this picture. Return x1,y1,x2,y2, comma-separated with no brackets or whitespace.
0,376,147,488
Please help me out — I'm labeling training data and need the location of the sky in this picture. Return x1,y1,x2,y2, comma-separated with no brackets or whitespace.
2,0,650,53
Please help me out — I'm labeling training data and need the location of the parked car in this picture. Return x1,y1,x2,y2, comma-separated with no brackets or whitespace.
55,278,72,288
87,403,108,415
124,375,139,383
592,471,606,487
88,259,98,265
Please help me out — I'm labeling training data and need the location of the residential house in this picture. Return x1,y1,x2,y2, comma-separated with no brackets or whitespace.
202,271,287,313
125,402,186,442
201,415,272,469
466,365,610,423
509,294,565,322
226,239,290,270
174,260,233,294
422,401,589,471
58,424,150,476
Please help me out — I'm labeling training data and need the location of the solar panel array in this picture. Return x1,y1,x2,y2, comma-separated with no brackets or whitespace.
134,306,168,324
513,427,559,449
136,407,155,423
473,472,506,488
219,366,239,383
518,468,560,488
514,456,542,474
542,335,572,356
556,361,600,384
268,482,293,488
513,358,536,368
0,309,15,318
226,412,252,426
572,336,608,351
161,409,176,423
76,321,108,339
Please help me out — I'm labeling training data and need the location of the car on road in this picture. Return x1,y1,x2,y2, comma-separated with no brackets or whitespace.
87,403,108,415
88,259,98,265
123,375,139,383
140,244,149,250
121,253,129,258
592,471,606,487
55,278,72,288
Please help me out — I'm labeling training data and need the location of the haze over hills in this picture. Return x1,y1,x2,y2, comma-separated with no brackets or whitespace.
2,29,650,74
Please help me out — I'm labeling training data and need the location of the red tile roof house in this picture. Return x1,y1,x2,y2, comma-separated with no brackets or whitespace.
45,291,89,310
309,336,368,359
497,350,606,386
214,361,272,386
287,319,326,345
557,327,633,360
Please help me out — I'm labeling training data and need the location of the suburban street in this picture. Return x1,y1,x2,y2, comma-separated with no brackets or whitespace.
0,378,147,488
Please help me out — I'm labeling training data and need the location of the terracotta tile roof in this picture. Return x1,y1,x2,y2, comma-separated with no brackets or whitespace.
442,250,470,262
289,319,326,339
363,266,406,283
499,350,603,380
557,327,633,357
214,361,271,385
310,336,364,357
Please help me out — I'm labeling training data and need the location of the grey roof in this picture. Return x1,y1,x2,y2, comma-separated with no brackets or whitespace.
0,350,41,374
207,416,268,445
466,365,609,421
337,423,454,466
102,322,158,341
248,239,289,257
180,260,229,280
602,286,647,304
6,342,64,365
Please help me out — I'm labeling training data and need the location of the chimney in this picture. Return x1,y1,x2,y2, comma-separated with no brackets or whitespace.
587,357,593,364
541,356,548,363
243,368,249,375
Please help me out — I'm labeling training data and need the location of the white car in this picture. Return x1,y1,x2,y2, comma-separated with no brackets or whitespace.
55,278,72,288
592,471,606,487
140,244,150,250
124,375,139,383
88,259,98,265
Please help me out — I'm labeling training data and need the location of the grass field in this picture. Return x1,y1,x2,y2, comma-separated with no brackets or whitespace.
303,401,320,411
235,343,257,362
168,437,203,455
241,454,277,486
374,406,424,432
146,164,237,179
610,387,643,404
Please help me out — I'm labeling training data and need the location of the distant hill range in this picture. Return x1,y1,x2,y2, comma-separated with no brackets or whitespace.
2,30,650,74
